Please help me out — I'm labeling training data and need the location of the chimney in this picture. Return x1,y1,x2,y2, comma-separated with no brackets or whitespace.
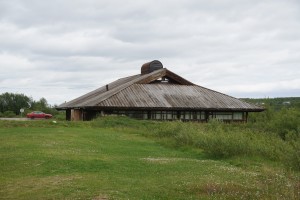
141,60,163,75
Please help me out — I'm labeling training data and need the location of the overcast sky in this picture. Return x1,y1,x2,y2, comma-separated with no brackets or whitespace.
1,0,299,105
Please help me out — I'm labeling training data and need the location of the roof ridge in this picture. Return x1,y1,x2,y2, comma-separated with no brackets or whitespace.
90,68,198,107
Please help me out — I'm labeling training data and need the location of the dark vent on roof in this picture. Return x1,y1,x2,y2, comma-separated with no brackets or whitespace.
141,60,163,75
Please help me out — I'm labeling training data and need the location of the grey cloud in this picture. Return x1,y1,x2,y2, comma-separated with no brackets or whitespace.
0,0,299,104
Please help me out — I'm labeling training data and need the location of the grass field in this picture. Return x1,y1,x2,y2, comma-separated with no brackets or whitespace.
0,118,299,199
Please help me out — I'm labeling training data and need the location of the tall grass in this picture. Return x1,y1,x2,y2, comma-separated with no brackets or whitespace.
92,116,300,171
2,114,298,171
170,120,298,170
1,116,299,199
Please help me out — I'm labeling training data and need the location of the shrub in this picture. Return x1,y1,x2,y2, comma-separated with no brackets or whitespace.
91,115,148,129
272,108,300,140
282,139,300,171
248,106,300,140
145,118,298,170
53,111,66,121
88,115,300,171
173,124,197,146
151,121,182,138
196,123,252,158
3,110,16,118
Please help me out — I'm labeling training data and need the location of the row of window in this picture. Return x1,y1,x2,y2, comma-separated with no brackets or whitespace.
211,112,244,120
108,110,244,121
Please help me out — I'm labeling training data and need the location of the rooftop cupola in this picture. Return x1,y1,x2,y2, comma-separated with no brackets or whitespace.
141,60,163,74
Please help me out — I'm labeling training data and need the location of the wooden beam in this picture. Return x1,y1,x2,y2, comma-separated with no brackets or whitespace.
165,70,194,85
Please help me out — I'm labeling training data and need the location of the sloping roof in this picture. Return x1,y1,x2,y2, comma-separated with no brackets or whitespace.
57,68,264,112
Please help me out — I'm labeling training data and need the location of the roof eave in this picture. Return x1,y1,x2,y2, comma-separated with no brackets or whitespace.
57,105,264,112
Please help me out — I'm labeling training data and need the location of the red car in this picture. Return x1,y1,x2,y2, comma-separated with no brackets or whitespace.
26,111,52,119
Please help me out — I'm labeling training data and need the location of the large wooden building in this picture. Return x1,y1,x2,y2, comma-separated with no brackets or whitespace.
56,60,264,121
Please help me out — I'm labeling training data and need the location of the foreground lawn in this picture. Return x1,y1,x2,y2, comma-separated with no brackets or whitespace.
0,120,299,199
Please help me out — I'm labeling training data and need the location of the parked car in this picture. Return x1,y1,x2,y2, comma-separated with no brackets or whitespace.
26,111,52,119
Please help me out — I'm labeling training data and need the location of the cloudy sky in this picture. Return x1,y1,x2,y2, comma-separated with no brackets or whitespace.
1,0,299,105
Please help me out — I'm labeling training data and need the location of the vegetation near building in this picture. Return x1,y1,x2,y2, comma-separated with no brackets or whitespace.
0,92,58,117
56,60,264,121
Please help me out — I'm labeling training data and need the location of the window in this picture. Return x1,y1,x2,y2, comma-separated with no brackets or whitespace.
214,112,233,120
149,111,178,120
105,110,209,121
233,112,243,120
155,112,161,120
201,112,206,120
143,112,148,119
196,111,206,120
209,112,244,121
167,111,173,120
185,112,190,120
179,111,206,121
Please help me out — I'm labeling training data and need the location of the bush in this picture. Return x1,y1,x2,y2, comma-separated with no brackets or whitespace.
3,110,16,118
139,118,298,170
151,121,182,137
87,115,300,171
196,130,251,158
248,107,300,140
282,139,300,171
173,124,198,146
91,115,149,129
272,108,300,140
53,111,66,121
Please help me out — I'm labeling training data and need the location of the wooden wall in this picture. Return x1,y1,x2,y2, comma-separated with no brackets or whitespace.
71,109,83,121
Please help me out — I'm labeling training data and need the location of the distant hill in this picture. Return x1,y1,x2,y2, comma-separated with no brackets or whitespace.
242,97,300,111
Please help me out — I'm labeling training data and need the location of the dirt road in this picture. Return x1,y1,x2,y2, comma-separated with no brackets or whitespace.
0,118,31,121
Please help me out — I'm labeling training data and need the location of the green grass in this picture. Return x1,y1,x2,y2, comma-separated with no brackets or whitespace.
0,118,299,199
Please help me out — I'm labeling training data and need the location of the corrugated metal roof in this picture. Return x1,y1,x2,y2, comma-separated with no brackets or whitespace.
57,68,263,111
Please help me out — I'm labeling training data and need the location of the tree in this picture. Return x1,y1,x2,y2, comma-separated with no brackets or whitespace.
0,92,32,114
31,97,48,111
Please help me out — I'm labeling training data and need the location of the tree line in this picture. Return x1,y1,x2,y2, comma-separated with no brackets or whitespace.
0,92,59,117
